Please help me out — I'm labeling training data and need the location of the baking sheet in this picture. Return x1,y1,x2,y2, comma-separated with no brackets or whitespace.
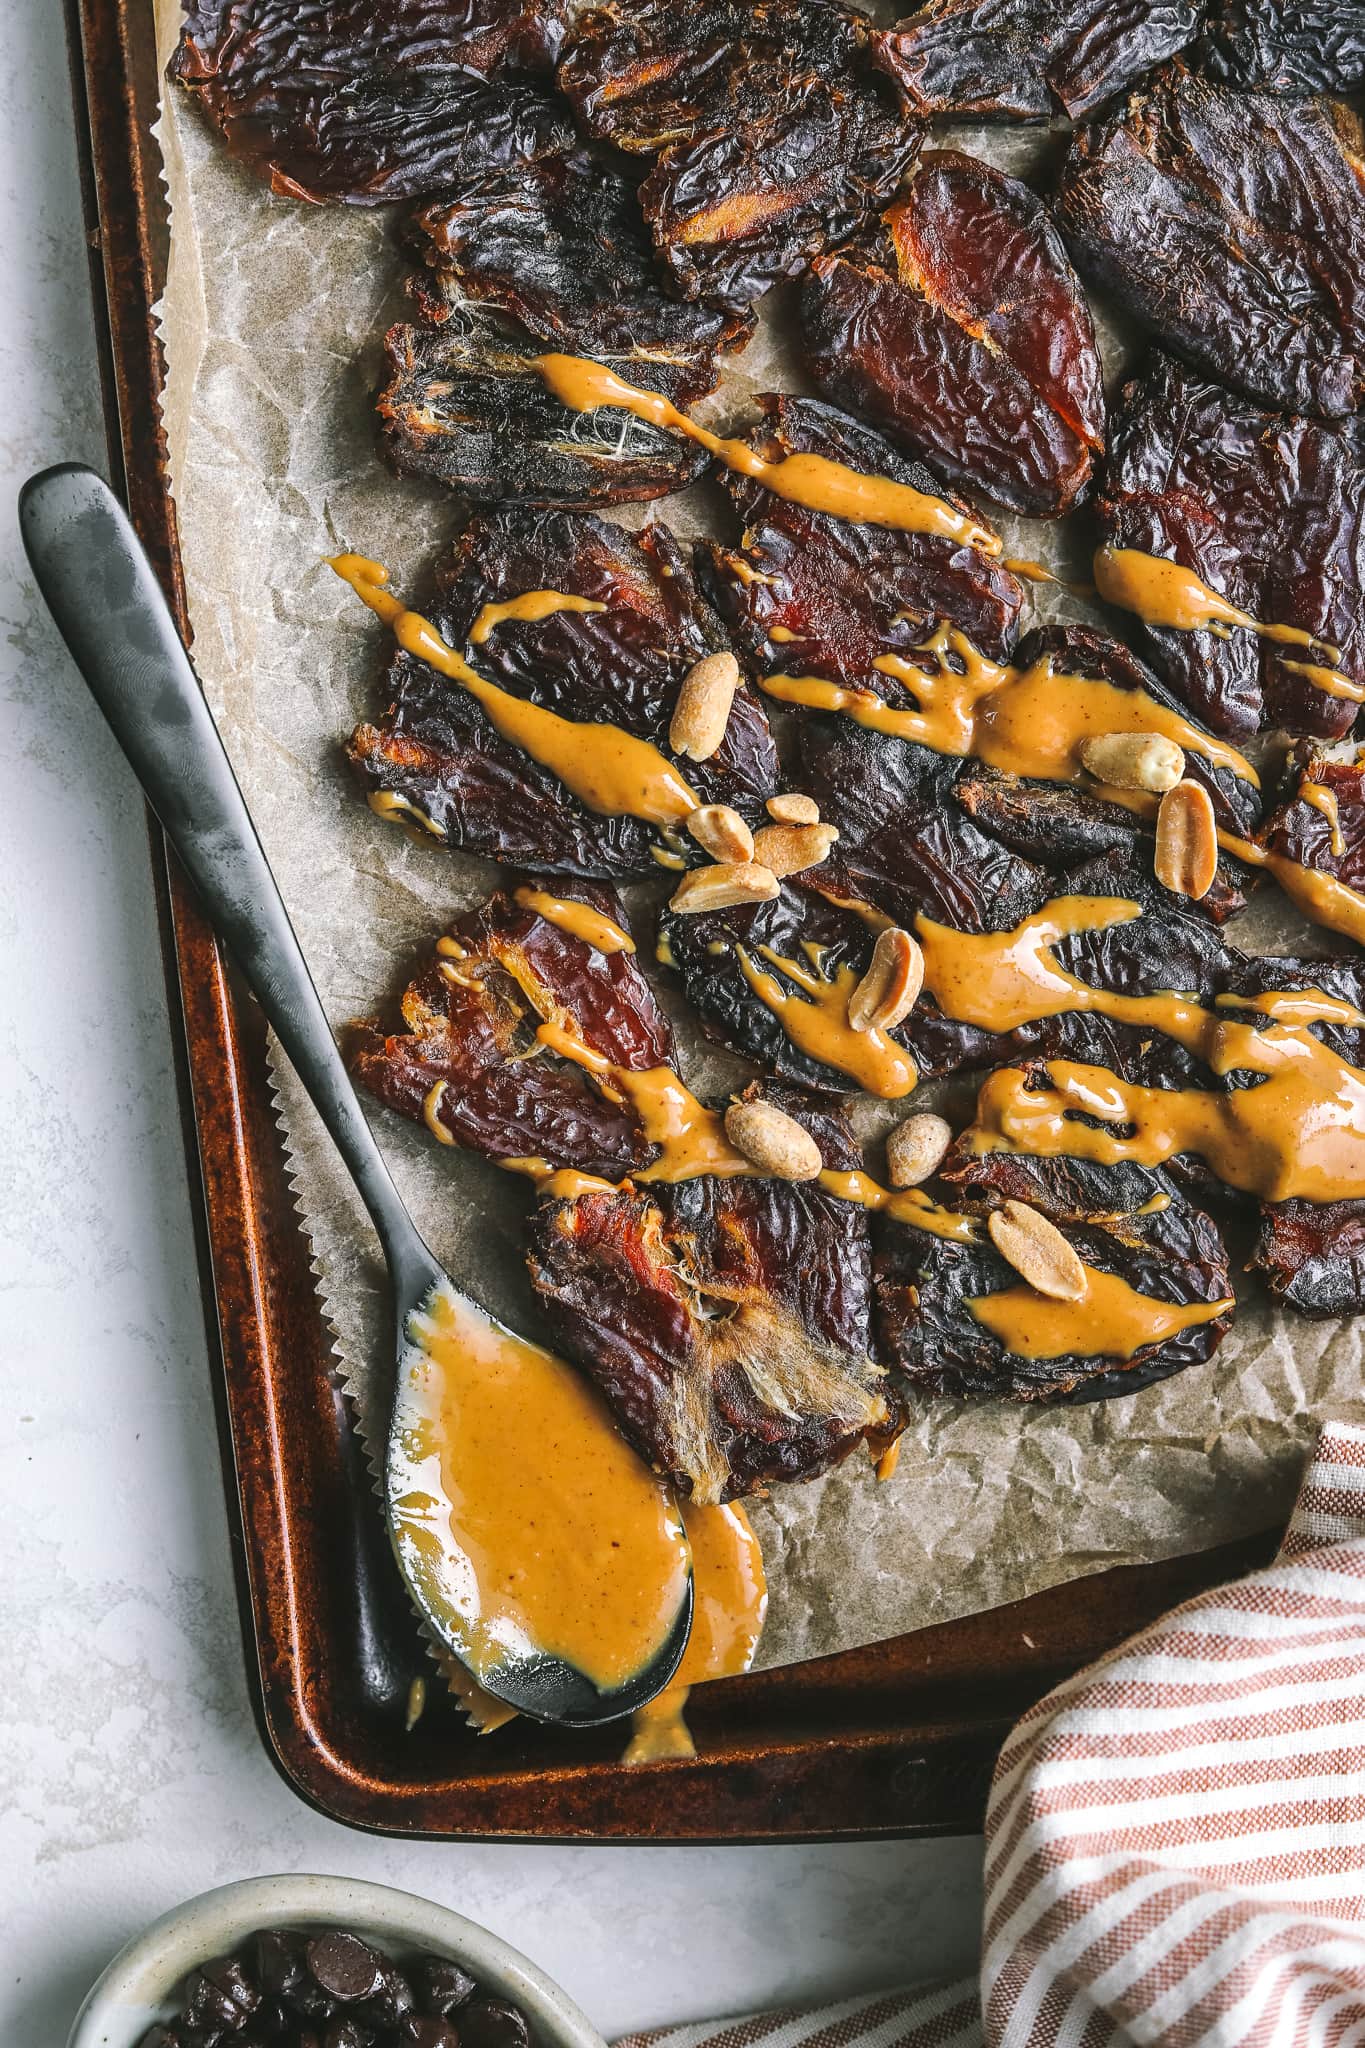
152,0,1365,1673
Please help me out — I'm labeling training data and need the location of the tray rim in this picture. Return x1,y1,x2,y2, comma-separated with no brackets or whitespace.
63,0,1285,1844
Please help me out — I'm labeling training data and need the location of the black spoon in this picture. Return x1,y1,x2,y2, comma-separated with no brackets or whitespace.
19,463,692,1728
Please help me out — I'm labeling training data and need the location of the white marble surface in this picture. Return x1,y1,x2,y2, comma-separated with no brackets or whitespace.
0,8,984,2042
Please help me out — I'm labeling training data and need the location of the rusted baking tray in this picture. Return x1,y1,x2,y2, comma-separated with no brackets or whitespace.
63,0,1282,1842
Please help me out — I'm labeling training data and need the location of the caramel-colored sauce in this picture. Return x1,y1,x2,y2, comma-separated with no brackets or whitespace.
1298,781,1346,858
422,1079,456,1146
513,884,636,955
331,556,700,826
1218,832,1365,949
969,1266,1233,1362
817,1169,980,1243
1094,546,1342,663
392,1286,691,1692
468,590,607,644
532,1019,755,1183
1277,657,1365,702
736,944,918,1099
531,355,1001,553
368,788,444,838
623,1500,767,1766
917,896,1143,1033
762,627,1256,791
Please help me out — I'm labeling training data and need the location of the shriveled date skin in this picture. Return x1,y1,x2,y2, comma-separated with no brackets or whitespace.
1056,71,1365,420
872,0,1202,120
800,154,1105,517
1258,746,1365,908
1098,357,1365,739
170,1,571,204
875,1183,1234,1403
527,1087,901,1500
1253,1201,1365,1319
704,393,1025,674
405,151,752,406
348,510,776,876
1200,0,1365,97
378,323,710,505
351,884,672,1177
559,0,919,312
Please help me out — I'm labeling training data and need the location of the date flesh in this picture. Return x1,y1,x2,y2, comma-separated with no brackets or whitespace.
170,1,572,204
800,153,1105,516
350,883,674,1178
405,149,753,406
1056,70,1365,420
877,1177,1234,1402
872,0,1202,120
1258,745,1365,906
526,1086,901,1500
347,510,775,877
378,322,711,506
1253,1200,1365,1319
559,0,919,311
1098,355,1365,740
703,392,1025,675
1199,0,1365,95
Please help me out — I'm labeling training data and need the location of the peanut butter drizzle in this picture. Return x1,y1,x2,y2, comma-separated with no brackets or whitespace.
512,884,636,955
393,1285,691,1692
1298,781,1346,858
1093,546,1343,663
816,1169,980,1243
623,1501,767,1766
735,945,919,1099
531,355,1001,553
968,1267,1233,1362
761,627,1256,790
1277,657,1365,702
422,1079,456,1146
330,555,699,826
468,590,607,644
532,1020,755,1183
1217,831,1365,948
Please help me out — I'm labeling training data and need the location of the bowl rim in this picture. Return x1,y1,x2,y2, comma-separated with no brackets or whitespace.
66,1872,610,2048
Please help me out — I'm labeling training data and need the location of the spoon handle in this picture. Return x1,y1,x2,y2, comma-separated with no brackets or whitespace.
19,463,434,1293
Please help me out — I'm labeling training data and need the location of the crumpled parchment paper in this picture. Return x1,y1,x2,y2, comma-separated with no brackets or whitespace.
151,0,1365,1673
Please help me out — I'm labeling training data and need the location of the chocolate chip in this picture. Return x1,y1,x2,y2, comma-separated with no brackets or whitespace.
252,1932,308,1999
356,1967,415,2028
396,2020,461,2048
412,1958,476,2019
457,2000,531,2048
324,2021,376,2048
185,1957,261,2033
307,1934,389,2005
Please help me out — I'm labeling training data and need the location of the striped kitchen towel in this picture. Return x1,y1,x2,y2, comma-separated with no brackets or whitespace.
619,1420,1365,2048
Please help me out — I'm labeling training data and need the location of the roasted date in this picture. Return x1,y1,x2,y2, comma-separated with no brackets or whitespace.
703,393,1025,676
797,716,1054,936
800,153,1105,517
1055,70,1365,420
378,322,712,506
170,2,572,204
1253,1199,1365,1318
348,510,777,876
640,80,920,314
1097,356,1365,739
351,883,674,1177
405,149,752,406
872,0,1202,119
526,1085,901,1499
1257,744,1365,917
559,0,919,312
1199,0,1365,96
876,1179,1234,1402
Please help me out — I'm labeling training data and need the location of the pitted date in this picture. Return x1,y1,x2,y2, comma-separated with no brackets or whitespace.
1056,69,1365,420
703,392,1024,678
526,1085,902,1500
170,1,572,204
1258,745,1365,909
351,883,672,1178
1199,0,1365,95
1098,356,1365,740
378,323,712,506
405,150,753,406
348,509,776,876
872,0,1202,120
800,153,1105,516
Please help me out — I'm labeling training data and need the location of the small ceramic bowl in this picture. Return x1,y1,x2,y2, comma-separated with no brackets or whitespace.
67,1873,609,2048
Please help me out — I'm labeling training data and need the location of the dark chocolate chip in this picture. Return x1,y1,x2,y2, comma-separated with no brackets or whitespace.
412,1958,476,2020
308,1934,389,2005
252,1931,308,1999
396,2019,462,2048
457,1999,531,2048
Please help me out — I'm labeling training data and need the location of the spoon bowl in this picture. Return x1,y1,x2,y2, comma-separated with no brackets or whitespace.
19,462,692,1727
